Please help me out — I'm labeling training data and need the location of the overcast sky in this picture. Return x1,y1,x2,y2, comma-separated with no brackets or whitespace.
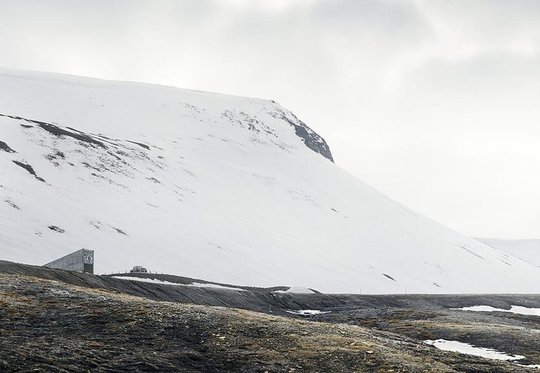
1,0,539,239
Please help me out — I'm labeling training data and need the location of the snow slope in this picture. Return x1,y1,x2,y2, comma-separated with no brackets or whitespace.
480,239,540,267
0,68,538,293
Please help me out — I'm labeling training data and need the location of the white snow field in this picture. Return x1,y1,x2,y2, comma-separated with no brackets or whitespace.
286,310,331,316
456,305,540,316
480,238,540,267
0,68,539,293
111,276,245,291
424,340,524,361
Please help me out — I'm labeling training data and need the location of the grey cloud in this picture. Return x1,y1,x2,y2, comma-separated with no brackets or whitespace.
0,0,539,238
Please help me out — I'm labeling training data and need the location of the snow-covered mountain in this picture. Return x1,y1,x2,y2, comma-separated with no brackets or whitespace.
480,239,540,267
1,68,538,293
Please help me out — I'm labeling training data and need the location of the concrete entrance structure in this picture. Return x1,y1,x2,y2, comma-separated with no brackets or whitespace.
44,249,94,274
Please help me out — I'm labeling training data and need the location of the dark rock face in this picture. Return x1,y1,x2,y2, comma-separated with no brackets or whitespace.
0,113,105,148
47,225,65,233
286,113,334,163
12,160,46,182
126,140,150,150
291,119,334,163
0,140,15,153
37,122,106,148
269,108,334,163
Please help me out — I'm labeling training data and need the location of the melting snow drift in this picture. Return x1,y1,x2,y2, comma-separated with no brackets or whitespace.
457,305,540,316
286,310,331,316
425,339,524,361
112,276,245,291
1,68,539,293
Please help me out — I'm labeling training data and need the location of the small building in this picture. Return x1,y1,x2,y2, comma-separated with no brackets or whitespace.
130,266,148,273
44,249,94,274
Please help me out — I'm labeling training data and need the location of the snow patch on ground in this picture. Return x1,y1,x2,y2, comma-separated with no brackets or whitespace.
112,276,245,291
285,309,331,316
424,339,524,361
456,305,540,316
113,276,177,285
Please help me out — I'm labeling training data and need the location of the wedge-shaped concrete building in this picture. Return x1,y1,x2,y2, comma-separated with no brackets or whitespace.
44,249,94,274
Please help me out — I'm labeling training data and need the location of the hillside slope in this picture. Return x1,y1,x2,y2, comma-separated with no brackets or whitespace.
480,239,540,267
0,68,538,293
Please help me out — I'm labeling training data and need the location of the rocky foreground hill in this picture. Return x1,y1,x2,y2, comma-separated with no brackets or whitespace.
1,261,539,372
